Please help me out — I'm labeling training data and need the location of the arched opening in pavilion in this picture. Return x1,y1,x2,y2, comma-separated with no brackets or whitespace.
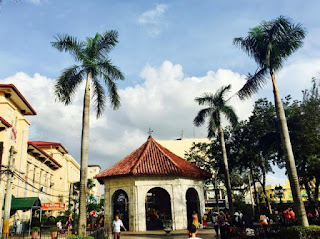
186,188,200,224
112,189,129,230
145,187,172,230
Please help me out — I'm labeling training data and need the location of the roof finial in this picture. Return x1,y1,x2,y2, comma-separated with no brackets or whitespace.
148,128,153,137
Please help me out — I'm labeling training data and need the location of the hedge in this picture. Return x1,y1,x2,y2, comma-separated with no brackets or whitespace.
279,225,320,239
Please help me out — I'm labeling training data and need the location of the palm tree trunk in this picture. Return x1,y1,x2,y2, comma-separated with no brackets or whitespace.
218,125,234,217
261,161,272,215
271,71,309,227
250,165,260,214
78,72,91,236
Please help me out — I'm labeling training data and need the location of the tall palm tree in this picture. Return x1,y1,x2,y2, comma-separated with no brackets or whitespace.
194,84,238,217
233,16,308,226
52,30,124,235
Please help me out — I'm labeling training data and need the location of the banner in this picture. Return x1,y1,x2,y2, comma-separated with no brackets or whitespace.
42,202,65,211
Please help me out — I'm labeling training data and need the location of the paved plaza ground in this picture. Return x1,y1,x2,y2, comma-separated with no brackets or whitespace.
121,228,216,239
8,228,217,239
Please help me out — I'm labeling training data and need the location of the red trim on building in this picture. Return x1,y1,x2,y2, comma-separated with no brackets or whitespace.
28,142,62,168
28,141,69,154
0,84,37,115
0,116,12,128
96,136,211,183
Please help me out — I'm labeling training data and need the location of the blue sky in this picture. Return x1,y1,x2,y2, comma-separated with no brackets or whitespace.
1,0,320,86
1,0,320,184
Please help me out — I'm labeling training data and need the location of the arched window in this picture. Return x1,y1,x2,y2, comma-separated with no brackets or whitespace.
112,189,129,230
186,188,200,224
145,187,172,230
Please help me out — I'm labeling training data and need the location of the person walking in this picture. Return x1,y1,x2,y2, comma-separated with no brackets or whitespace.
211,212,219,236
218,212,227,239
112,214,127,239
66,216,73,235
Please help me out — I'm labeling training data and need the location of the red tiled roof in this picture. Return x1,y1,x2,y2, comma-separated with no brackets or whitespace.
0,116,12,128
0,84,37,115
28,142,62,168
96,136,211,182
29,141,68,153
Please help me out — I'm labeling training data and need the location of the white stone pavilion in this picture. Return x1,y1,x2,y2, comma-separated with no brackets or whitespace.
96,136,211,231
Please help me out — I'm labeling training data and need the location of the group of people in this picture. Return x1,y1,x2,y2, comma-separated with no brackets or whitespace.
56,214,73,235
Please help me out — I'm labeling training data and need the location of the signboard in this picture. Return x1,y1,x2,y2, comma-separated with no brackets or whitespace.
42,202,65,211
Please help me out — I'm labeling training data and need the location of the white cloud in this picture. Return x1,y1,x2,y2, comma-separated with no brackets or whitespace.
3,58,318,173
0,61,254,171
266,174,287,186
138,4,168,36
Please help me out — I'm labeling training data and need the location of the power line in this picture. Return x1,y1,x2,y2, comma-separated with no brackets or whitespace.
13,172,70,198
14,170,72,193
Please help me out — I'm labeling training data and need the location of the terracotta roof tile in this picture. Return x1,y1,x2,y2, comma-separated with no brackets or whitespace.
96,136,211,182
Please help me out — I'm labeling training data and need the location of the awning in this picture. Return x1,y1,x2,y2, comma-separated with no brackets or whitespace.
11,197,41,211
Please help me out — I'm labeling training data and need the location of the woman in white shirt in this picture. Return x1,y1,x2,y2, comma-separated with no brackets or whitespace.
112,214,127,239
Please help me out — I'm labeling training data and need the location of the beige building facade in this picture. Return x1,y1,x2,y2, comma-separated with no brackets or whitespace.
87,165,101,201
0,84,83,230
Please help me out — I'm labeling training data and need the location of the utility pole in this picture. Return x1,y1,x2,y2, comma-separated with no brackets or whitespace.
2,146,16,238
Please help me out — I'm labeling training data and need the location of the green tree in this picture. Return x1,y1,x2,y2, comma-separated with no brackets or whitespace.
52,30,124,235
233,16,308,226
193,84,238,216
287,79,320,205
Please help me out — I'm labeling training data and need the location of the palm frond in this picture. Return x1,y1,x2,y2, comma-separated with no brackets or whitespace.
234,16,306,73
237,67,268,100
51,34,84,61
195,93,215,106
102,74,121,110
54,65,84,105
98,58,124,81
193,108,211,127
92,79,106,118
221,105,238,127
207,111,219,138
95,30,119,57
214,84,232,101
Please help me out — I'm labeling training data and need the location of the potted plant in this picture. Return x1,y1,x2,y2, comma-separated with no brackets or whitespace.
50,226,58,239
31,227,40,239
162,219,172,235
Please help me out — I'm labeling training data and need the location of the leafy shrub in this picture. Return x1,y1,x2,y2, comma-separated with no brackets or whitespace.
67,236,94,239
279,225,320,239
31,227,40,232
56,215,68,223
50,226,58,232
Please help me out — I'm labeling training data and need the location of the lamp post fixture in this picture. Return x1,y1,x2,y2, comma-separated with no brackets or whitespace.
274,185,284,206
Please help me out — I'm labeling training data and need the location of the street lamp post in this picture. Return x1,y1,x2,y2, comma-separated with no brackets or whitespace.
274,185,284,208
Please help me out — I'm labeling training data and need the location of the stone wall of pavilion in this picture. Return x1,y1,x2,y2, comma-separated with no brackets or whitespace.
103,176,205,232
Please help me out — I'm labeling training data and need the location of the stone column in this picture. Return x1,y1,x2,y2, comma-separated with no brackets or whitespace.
171,181,187,230
104,181,112,236
128,185,135,231
136,185,146,231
